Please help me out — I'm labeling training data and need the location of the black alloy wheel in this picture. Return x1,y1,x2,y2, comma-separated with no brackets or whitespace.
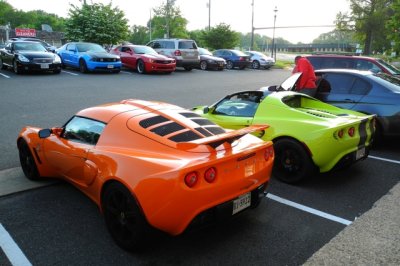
137,60,146,74
226,60,234,69
18,139,40,180
79,59,88,73
13,60,22,74
200,61,208,70
102,182,152,251
273,138,315,184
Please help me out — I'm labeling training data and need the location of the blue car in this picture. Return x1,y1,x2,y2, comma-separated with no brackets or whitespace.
213,49,251,70
57,42,121,73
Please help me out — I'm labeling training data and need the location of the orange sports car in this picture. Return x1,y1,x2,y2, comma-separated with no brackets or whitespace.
17,99,274,251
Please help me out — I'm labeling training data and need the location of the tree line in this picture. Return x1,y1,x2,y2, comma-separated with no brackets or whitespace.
1,0,399,55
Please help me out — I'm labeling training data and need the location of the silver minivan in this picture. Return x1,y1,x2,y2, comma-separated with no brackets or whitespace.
146,38,200,71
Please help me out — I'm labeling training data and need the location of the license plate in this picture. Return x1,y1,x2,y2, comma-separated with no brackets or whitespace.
356,147,366,160
107,64,114,69
40,63,49,69
232,192,251,215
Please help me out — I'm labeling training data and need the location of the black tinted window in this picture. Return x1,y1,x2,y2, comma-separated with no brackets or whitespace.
63,116,105,145
350,78,371,95
178,41,197,49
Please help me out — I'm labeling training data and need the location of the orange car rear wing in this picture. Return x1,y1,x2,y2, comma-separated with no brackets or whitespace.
176,125,268,150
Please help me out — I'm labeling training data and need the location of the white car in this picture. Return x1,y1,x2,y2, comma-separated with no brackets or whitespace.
246,51,275,69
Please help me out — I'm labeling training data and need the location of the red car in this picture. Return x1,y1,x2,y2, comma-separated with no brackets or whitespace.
110,44,176,74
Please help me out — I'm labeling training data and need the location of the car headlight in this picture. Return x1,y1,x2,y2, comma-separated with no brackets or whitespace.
18,54,30,62
53,55,61,63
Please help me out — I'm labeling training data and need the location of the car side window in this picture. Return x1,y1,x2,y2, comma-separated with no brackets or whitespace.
163,41,175,49
350,78,371,95
66,44,76,52
121,46,131,52
213,93,261,117
324,73,354,94
62,116,105,145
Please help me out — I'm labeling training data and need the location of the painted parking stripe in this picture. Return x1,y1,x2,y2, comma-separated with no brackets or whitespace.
0,223,32,266
266,193,352,226
61,70,79,76
0,73,10,78
369,155,400,165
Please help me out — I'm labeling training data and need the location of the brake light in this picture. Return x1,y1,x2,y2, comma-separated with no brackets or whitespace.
264,146,274,161
204,167,217,183
239,57,245,61
185,172,198,188
348,127,355,137
337,129,344,138
174,50,181,56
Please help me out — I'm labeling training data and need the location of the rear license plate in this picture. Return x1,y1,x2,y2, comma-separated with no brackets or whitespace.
107,64,114,69
232,192,251,215
356,147,366,160
40,64,49,69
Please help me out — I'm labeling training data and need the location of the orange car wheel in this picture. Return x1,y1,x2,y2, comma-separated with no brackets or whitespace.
18,139,40,180
102,182,152,251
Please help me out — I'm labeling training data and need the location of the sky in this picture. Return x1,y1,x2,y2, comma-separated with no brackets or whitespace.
4,0,351,43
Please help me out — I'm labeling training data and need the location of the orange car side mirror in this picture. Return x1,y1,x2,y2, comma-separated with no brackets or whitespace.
38,128,52,138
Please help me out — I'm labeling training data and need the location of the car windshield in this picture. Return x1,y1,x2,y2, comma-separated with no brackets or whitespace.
376,59,400,75
133,46,158,55
14,42,47,52
371,73,400,92
199,48,212,56
76,43,106,53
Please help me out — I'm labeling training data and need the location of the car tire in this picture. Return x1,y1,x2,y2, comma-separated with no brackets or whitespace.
252,60,260,69
53,69,61,74
184,67,193,71
18,139,41,180
200,61,208,70
137,60,146,74
79,59,88,73
102,182,152,251
13,60,22,74
239,66,247,70
273,138,315,184
61,60,66,69
226,60,234,70
0,58,6,70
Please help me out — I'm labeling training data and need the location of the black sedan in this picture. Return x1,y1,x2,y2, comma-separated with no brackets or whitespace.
0,41,61,74
198,47,226,70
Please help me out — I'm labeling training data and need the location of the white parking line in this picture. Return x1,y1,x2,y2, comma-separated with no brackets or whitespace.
369,155,400,165
0,223,32,266
266,193,353,226
0,73,10,78
120,70,132,74
61,70,79,76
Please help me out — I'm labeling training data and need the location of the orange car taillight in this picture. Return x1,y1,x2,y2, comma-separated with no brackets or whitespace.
204,167,217,183
348,127,355,137
185,172,198,188
264,146,274,161
174,50,181,56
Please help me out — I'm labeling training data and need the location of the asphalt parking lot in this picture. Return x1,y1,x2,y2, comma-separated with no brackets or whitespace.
0,67,399,265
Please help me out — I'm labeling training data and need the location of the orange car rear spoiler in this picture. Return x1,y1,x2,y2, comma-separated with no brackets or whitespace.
176,125,269,150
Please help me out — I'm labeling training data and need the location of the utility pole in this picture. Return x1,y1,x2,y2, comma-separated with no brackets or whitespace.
207,0,211,31
250,0,254,50
149,9,152,41
271,6,278,61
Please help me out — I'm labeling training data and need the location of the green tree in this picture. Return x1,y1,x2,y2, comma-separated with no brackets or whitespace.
129,25,150,45
386,0,400,54
150,0,189,39
336,0,392,54
188,29,206,47
65,3,129,45
202,23,240,50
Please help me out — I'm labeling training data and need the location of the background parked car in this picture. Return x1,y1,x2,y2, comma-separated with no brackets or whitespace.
57,42,121,73
306,54,400,76
110,44,176,74
246,51,275,69
146,38,200,71
197,47,226,70
213,49,251,70
8,37,57,53
0,40,61,74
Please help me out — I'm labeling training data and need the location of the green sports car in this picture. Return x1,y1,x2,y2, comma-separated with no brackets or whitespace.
192,76,375,183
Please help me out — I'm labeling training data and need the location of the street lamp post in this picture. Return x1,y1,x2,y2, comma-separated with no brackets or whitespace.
207,0,211,31
271,6,278,61
250,0,254,50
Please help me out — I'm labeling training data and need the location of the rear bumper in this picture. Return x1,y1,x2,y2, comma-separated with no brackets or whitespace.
176,59,200,68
